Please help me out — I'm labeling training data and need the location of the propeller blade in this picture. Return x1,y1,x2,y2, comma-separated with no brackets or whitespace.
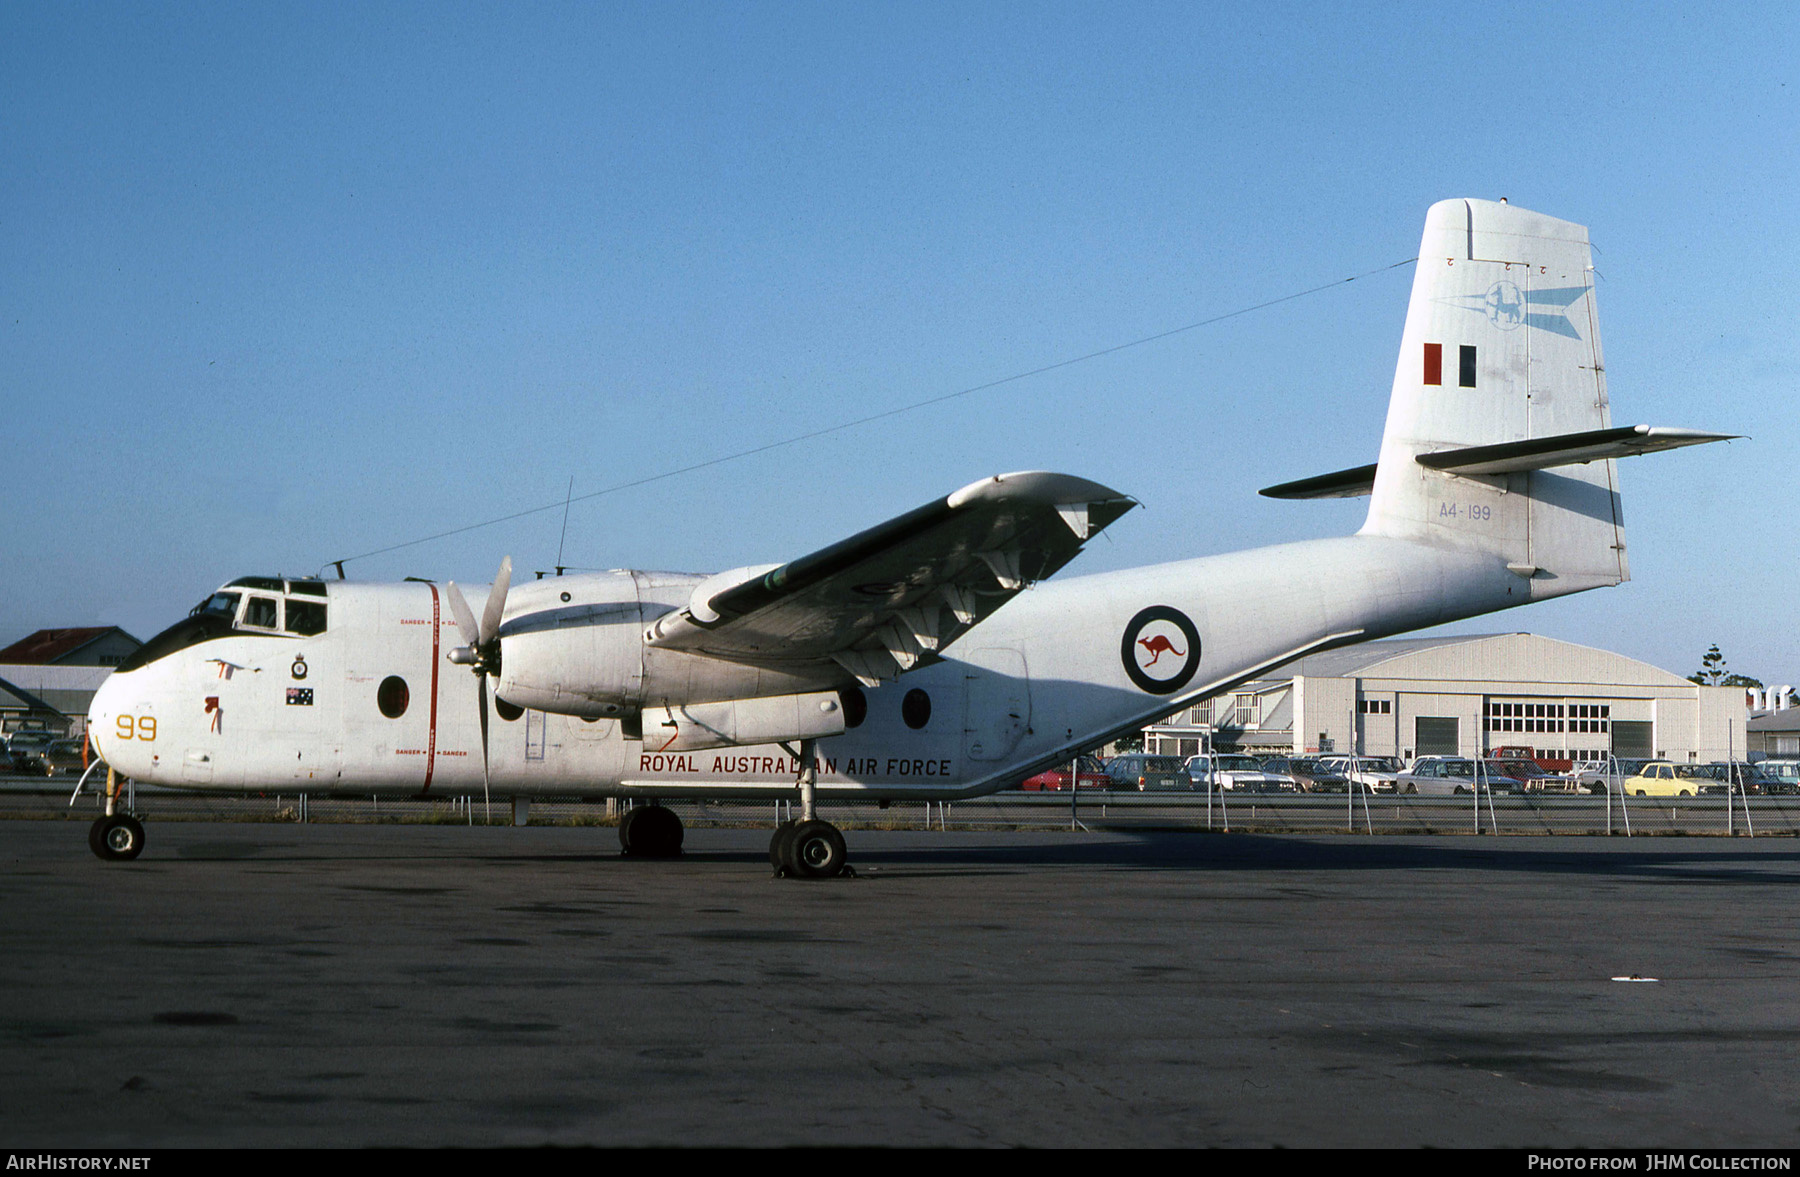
479,557,512,648
444,580,482,651
477,673,492,824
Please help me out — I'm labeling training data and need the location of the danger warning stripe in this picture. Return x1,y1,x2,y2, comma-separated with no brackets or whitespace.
424,584,441,793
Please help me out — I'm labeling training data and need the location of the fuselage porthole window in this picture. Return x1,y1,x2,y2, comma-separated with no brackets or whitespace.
377,676,410,719
839,686,868,729
901,688,931,730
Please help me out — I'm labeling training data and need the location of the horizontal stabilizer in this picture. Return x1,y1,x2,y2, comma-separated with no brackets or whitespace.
1259,464,1378,500
1414,425,1739,476
1261,426,1734,499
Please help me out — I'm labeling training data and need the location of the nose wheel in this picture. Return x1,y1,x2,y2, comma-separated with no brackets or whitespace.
89,814,145,861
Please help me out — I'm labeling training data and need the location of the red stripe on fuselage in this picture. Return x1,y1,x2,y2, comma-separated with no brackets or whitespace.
424,584,441,793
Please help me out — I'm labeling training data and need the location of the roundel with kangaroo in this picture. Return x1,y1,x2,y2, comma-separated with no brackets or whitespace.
1120,605,1201,695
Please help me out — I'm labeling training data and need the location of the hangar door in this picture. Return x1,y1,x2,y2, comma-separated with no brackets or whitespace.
1611,721,1653,759
1415,717,1460,757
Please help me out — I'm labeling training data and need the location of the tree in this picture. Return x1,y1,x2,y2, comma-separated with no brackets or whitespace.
1687,644,1763,689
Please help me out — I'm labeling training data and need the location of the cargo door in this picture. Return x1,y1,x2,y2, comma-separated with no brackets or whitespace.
963,648,1031,762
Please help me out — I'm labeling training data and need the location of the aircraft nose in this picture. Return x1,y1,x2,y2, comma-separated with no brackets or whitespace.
88,671,128,765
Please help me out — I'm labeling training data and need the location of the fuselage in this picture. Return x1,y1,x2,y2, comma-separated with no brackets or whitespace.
89,532,1543,801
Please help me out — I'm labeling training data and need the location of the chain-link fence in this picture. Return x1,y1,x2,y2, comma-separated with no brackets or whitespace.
12,777,1797,836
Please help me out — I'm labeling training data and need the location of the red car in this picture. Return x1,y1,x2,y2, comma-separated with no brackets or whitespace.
1019,755,1110,791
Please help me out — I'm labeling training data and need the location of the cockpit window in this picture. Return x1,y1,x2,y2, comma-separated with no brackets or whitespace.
285,600,327,636
190,592,240,619
244,596,280,629
118,578,330,671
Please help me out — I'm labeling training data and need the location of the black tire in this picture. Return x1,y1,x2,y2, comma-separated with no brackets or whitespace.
620,805,683,858
92,815,144,861
768,821,797,869
1453,785,1469,795
787,819,847,879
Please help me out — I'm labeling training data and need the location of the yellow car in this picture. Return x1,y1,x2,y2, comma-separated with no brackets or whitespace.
1621,761,1700,797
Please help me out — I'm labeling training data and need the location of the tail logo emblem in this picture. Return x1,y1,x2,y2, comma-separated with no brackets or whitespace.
1121,606,1201,695
1448,281,1590,340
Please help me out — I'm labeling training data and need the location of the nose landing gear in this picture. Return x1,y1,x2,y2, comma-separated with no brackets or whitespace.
89,768,144,861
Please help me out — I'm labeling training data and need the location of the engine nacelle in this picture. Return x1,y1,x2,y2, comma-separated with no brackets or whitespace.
642,690,846,752
493,569,841,717
494,571,654,718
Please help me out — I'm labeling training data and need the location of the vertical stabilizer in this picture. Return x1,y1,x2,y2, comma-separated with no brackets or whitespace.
1362,199,1625,596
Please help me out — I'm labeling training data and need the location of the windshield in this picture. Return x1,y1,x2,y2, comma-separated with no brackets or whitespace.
190,592,240,618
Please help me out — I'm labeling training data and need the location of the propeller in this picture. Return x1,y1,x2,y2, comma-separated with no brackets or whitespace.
446,557,512,823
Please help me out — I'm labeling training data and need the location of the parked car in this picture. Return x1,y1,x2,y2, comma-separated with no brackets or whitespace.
1103,754,1189,791
1618,762,1701,797
1567,758,1653,793
26,739,89,777
1264,757,1350,793
1761,761,1800,793
1490,758,1573,793
1318,754,1403,792
1395,758,1527,796
1019,755,1111,791
6,731,57,772
1184,753,1292,793
1688,762,1782,796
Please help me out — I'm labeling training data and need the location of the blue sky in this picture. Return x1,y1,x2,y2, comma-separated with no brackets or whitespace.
3,2,1795,683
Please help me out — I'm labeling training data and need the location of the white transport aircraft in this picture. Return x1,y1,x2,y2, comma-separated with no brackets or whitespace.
85,199,1731,874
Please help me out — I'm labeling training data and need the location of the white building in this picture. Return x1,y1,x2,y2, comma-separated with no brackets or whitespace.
1143,633,1744,767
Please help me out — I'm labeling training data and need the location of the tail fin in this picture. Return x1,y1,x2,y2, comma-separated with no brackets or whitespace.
1362,199,1624,597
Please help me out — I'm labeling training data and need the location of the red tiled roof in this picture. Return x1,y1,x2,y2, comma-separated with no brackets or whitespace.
0,628,127,664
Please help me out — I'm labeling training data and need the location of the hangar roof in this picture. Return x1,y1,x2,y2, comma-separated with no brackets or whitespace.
1263,632,1694,689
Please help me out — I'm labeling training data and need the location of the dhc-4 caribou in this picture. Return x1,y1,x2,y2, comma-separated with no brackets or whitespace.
85,200,1732,875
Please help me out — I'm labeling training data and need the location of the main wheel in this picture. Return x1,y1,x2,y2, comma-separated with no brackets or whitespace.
768,820,797,869
786,819,847,879
619,805,683,858
91,814,145,861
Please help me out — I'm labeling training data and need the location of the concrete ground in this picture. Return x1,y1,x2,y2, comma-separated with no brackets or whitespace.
3,819,1798,1148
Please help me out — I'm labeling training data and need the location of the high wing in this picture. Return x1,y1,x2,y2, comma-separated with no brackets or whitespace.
646,471,1135,686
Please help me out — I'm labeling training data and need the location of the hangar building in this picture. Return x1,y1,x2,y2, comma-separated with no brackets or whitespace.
1142,633,1743,767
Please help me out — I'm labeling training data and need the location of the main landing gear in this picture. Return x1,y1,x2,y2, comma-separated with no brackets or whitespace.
89,767,145,861
618,803,684,858
770,738,852,879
